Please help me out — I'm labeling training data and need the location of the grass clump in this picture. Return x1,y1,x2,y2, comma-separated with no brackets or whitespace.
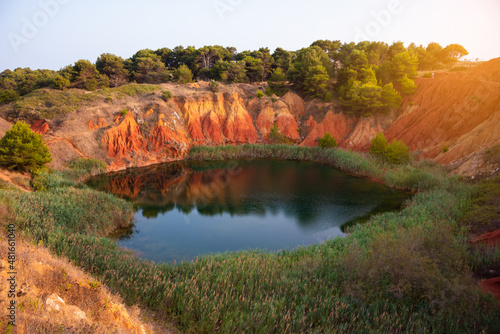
33,158,107,191
161,90,173,101
210,80,220,93
68,157,107,175
106,83,160,97
6,186,133,236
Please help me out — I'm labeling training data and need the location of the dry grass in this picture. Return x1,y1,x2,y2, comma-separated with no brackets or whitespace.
0,170,32,192
0,234,170,333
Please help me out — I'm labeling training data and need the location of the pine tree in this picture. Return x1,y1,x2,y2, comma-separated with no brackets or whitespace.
0,121,52,171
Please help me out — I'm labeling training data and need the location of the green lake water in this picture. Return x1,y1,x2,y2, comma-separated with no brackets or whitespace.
87,159,411,263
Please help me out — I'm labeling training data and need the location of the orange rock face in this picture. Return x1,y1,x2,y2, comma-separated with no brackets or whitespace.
148,114,188,156
202,111,225,143
256,106,276,138
301,111,353,147
223,94,258,143
254,99,299,141
87,117,108,131
282,92,305,116
31,120,50,135
102,113,147,159
181,95,227,142
385,58,500,163
276,115,300,142
342,117,383,151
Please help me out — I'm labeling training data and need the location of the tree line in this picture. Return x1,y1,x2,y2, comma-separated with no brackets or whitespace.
0,41,467,115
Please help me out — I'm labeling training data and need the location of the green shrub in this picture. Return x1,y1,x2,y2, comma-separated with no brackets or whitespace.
256,90,264,98
443,146,449,153
385,140,411,165
369,132,388,157
400,75,417,95
323,91,333,102
120,108,128,116
0,121,52,172
341,223,472,305
317,132,337,148
210,80,220,93
370,132,411,165
265,86,273,96
268,68,288,96
161,90,173,102
174,65,193,84
0,89,20,104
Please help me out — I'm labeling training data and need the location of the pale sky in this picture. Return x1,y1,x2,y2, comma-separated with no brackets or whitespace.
1,0,499,71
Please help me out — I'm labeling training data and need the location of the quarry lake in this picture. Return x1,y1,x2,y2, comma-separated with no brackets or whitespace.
87,159,411,263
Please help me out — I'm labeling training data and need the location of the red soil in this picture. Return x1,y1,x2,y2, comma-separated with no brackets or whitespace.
385,58,500,163
31,120,50,135
301,111,353,147
472,229,500,247
480,277,500,305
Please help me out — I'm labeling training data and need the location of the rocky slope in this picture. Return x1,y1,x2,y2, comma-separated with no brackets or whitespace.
0,59,499,176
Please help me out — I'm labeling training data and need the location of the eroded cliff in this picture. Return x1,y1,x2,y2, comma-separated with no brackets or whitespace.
0,59,499,175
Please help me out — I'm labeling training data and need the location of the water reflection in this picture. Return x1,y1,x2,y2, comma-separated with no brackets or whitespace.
88,159,411,263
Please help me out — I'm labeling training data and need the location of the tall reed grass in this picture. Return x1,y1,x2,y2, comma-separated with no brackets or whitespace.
2,145,498,333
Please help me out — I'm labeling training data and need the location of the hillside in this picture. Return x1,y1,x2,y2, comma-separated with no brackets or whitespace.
0,58,499,176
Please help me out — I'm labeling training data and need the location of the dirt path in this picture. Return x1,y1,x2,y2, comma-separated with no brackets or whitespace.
46,137,89,159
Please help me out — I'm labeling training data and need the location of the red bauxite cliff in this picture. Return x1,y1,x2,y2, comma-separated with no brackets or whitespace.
0,59,499,174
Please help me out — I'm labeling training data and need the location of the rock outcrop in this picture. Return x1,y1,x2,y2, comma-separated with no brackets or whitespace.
31,119,50,135
87,117,108,131
301,111,353,147
223,93,259,143
102,113,147,160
